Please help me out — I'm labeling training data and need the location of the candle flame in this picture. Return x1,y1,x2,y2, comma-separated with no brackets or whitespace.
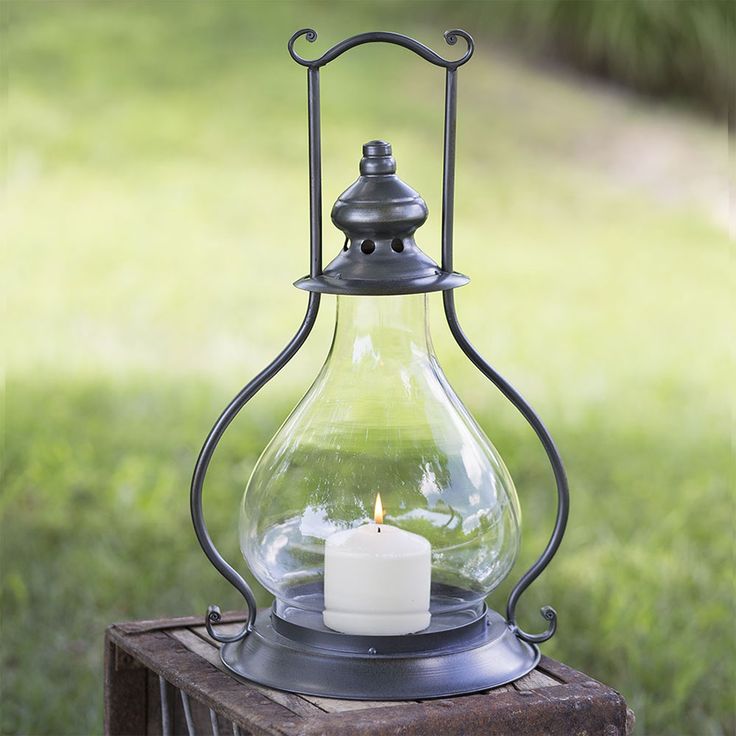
374,493,384,525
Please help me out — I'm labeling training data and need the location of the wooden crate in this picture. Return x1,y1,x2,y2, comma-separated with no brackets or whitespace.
105,611,634,736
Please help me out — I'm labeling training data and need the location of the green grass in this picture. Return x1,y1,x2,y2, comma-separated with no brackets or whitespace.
2,2,733,734
418,0,735,116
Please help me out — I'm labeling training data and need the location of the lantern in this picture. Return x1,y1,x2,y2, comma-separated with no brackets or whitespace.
191,29,569,700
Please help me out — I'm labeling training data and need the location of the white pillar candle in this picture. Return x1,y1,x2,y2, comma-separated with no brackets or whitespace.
323,494,432,636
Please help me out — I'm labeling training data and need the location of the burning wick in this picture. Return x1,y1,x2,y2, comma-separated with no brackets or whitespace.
374,493,383,530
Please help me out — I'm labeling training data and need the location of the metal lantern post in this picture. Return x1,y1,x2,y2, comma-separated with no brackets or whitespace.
190,29,569,700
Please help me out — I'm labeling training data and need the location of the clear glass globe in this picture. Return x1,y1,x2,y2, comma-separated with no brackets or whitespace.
239,294,520,615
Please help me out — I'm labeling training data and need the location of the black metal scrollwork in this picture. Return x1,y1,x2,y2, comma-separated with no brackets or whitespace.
288,28,474,69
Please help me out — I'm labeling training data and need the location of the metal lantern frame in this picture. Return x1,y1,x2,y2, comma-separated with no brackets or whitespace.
190,29,569,700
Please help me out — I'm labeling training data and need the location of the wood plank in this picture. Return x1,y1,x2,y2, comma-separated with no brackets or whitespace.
295,695,520,736
114,611,246,636
145,669,164,736
168,628,227,670
477,684,515,695
299,695,408,713
170,628,322,719
107,617,633,736
104,637,148,736
108,627,302,735
298,685,631,736
513,669,560,691
537,654,585,684
193,624,412,713
192,622,246,645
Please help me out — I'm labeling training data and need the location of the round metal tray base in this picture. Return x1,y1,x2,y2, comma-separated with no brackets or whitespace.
220,606,539,700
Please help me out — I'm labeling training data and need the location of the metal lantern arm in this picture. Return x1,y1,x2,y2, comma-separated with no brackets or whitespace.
190,292,321,643
442,291,570,643
423,26,570,644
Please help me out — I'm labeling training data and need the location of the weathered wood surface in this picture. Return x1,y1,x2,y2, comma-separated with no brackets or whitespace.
105,611,635,736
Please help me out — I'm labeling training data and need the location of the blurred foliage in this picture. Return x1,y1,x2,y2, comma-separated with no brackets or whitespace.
2,2,734,735
415,0,735,116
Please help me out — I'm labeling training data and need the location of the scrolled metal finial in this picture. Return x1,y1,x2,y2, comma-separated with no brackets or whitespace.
287,28,474,69
288,27,318,65
509,605,558,644
442,29,474,65
206,604,253,644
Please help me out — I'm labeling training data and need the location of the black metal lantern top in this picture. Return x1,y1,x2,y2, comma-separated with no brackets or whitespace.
190,28,570,700
295,140,469,295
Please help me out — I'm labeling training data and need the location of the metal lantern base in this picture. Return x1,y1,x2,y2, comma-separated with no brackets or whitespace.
220,604,539,700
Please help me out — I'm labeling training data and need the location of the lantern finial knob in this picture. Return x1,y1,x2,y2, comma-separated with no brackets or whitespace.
360,140,396,175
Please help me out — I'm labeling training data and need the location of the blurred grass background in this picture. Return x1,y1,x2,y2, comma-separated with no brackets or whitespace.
2,1,733,734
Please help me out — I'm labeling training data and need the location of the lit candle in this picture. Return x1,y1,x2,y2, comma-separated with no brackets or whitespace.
323,494,432,636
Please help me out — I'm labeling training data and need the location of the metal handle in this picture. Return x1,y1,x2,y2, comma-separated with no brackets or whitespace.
291,28,474,280
190,292,321,643
288,28,474,70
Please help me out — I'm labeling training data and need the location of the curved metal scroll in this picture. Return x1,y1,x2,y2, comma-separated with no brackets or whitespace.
190,292,321,643
288,28,474,69
443,292,570,643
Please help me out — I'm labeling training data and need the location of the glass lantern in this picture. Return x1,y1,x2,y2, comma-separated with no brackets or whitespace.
190,29,569,700
239,291,521,619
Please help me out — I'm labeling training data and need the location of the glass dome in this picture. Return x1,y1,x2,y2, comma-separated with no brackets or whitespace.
239,293,520,616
